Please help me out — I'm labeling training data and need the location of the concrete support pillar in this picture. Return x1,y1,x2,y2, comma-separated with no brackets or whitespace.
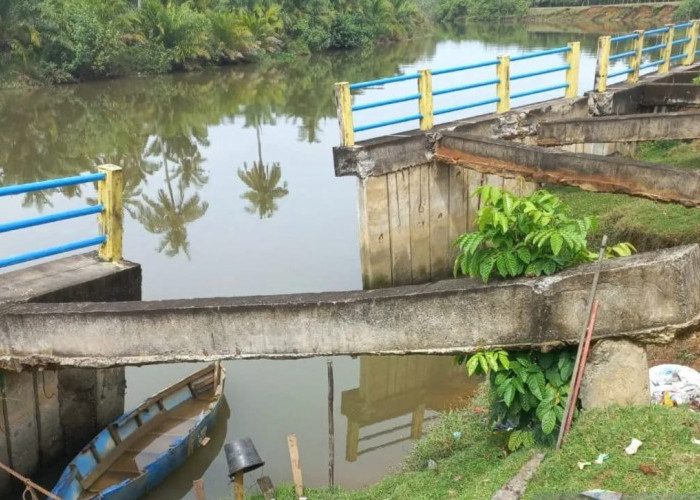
58,367,125,455
579,339,650,410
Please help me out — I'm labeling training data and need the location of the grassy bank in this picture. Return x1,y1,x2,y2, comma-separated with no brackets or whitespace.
251,388,700,498
552,140,700,252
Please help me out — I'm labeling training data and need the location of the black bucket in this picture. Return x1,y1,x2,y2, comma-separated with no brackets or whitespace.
224,438,265,477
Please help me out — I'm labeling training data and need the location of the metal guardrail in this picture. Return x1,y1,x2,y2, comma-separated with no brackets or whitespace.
0,166,123,269
334,43,580,146
595,20,700,92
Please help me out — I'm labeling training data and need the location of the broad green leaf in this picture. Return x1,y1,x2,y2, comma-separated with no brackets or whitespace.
550,233,563,255
503,383,516,407
516,246,532,264
466,355,480,376
498,351,510,370
478,354,489,374
487,352,500,372
541,409,557,435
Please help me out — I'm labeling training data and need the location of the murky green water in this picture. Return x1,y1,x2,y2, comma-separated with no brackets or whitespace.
0,24,610,499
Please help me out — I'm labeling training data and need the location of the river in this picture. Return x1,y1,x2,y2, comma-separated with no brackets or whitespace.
0,23,612,499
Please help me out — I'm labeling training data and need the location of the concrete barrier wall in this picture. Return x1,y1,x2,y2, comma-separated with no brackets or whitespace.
358,161,535,288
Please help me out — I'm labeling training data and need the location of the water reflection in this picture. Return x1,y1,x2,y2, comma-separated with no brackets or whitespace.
237,126,289,219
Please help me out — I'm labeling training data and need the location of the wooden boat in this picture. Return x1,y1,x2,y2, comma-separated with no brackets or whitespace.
52,363,225,500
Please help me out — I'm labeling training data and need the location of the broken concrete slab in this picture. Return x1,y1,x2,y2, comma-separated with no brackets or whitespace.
640,84,700,107
537,112,700,146
0,245,699,369
437,133,700,207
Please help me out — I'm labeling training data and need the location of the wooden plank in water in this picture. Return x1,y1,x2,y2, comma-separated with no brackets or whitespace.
358,176,392,289
428,162,451,280
287,434,304,498
409,165,430,284
387,170,412,286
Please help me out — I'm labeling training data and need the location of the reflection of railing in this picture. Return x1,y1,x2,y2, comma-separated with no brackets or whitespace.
595,20,700,91
334,43,580,146
0,166,123,269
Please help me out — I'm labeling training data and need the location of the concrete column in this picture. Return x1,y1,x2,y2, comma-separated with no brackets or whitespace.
579,339,650,410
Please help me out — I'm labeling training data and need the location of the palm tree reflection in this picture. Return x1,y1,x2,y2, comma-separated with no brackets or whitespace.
237,125,288,219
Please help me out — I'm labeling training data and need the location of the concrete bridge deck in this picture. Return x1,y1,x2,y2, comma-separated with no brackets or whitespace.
0,245,698,369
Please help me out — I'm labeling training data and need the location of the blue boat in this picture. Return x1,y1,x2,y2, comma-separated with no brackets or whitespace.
52,363,226,500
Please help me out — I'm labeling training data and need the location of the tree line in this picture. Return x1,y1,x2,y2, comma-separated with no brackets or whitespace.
0,0,428,85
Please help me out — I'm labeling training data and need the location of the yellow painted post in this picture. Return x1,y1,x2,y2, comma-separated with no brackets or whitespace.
97,165,123,263
565,41,580,98
594,36,611,92
334,82,355,147
659,24,675,74
683,20,699,65
496,55,510,114
628,30,644,83
418,69,433,131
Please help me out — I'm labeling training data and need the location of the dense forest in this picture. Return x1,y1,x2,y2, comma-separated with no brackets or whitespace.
1,0,696,86
0,0,428,85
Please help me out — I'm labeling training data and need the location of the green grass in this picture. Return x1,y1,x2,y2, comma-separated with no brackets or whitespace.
550,139,700,252
525,405,700,497
250,386,535,500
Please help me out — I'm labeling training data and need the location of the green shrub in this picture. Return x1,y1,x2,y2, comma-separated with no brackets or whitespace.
674,0,700,21
329,12,373,49
453,186,635,283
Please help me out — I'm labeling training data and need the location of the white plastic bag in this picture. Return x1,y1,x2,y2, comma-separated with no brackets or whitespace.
649,364,700,405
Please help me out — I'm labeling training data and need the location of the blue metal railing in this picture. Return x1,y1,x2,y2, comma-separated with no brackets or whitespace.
0,173,107,269
603,21,698,89
347,45,574,137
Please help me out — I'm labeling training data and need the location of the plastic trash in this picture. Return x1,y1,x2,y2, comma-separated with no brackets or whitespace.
427,459,437,470
452,431,462,440
578,461,591,470
692,439,700,445
594,453,609,464
625,438,642,455
581,490,622,500
649,364,700,406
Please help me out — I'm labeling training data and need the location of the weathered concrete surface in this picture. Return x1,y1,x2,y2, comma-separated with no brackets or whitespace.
640,84,700,107
437,133,700,207
579,339,650,409
1,245,699,368
537,112,700,146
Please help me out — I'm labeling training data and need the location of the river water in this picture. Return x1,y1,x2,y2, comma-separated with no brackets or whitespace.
0,24,611,498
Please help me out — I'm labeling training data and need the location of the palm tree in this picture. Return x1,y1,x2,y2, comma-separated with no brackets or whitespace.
237,125,288,219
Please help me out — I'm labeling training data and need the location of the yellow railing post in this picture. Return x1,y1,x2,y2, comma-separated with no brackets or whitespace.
418,69,434,131
97,165,123,263
334,82,355,147
683,20,700,65
565,41,580,98
496,55,510,113
628,30,645,84
659,24,675,74
594,36,611,92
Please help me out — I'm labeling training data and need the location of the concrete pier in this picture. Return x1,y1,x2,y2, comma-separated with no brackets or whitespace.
0,253,141,492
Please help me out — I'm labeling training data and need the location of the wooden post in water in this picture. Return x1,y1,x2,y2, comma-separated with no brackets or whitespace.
327,360,335,488
496,56,510,114
97,165,123,263
594,36,611,92
659,24,675,74
684,21,700,65
628,31,645,84
335,82,355,147
418,69,433,131
193,479,207,500
287,434,304,498
565,42,580,98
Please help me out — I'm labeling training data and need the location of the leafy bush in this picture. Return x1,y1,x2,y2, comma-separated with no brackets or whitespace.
329,12,373,49
458,348,576,450
674,0,700,21
453,186,635,283
435,0,531,22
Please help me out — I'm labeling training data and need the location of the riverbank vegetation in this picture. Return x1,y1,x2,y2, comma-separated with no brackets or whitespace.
253,386,700,499
0,0,428,86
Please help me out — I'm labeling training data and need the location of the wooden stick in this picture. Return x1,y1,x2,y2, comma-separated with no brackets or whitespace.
327,360,335,489
287,434,303,498
193,479,207,500
234,471,244,500
556,235,607,450
563,300,600,436
0,461,61,500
